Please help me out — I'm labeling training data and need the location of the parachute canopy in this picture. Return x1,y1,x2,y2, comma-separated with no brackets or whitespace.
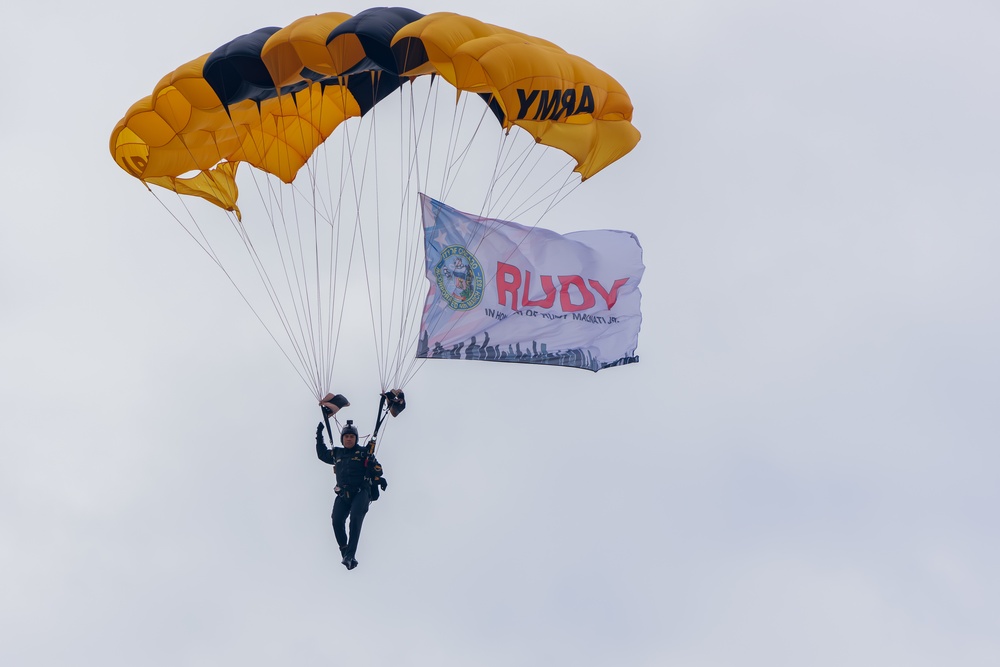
109,8,641,403
110,7,640,215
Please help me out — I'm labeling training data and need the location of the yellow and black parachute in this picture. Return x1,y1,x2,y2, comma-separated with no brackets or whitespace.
110,8,639,408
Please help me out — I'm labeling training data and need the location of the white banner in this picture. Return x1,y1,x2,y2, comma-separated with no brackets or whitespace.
417,195,643,372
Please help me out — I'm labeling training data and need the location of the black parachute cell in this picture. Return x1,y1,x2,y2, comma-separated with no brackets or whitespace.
326,7,425,75
346,71,405,115
204,27,282,107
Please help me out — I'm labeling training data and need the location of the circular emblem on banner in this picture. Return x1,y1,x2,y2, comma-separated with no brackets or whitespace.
434,245,485,310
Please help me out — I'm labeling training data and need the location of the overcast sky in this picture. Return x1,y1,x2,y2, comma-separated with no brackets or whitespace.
3,1,999,665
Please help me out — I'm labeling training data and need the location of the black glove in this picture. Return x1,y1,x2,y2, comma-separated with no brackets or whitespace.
315,422,325,444
379,477,387,491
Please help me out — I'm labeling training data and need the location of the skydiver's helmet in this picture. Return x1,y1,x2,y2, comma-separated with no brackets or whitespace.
340,420,359,444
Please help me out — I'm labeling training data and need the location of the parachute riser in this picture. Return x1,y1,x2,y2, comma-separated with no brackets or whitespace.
322,408,335,445
369,393,390,452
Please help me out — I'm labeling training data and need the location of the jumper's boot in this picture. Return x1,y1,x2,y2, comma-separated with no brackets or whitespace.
339,545,351,569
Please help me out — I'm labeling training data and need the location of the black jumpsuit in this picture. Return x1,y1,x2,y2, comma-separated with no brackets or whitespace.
315,438,383,563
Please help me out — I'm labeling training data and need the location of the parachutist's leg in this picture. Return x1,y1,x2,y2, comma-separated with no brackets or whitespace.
331,496,350,555
344,489,371,562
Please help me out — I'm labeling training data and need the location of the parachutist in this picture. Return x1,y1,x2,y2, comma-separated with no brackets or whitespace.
315,419,386,571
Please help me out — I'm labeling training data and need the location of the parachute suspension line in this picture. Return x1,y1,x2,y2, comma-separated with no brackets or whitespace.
379,86,416,390
216,108,326,396
313,139,334,394
242,166,325,395
397,76,467,388
198,180,311,382
390,76,442,389
282,97,335,397
536,169,584,220
499,157,578,224
367,74,391,391
438,79,462,202
313,107,341,396
326,91,362,394
385,81,421,391
150,189,317,396
471,132,580,238
350,74,438,393
279,90,329,396
331,78,377,391
319,81,358,394
482,131,560,224
277,162,348,395
152,189,224,272
394,83,470,388
490,141,551,221
269,166,321,391
236,173,323,395
350,97,384,388
392,80,442,388
378,74,422,393
374,88,397,392
386,75,421,392
403,85,475,378
419,77,442,200
393,78,436,391
292,145,334,396
164,128,324,396
303,123,330,394
331,93,371,387
441,95,495,206
477,123,525,222
259,100,332,396
437,90,463,199
342,81,389,390
391,82,424,390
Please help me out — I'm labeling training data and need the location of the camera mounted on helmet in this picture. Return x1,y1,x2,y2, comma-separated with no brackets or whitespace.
340,419,359,443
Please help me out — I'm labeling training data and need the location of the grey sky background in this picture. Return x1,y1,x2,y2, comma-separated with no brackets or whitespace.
3,1,999,665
